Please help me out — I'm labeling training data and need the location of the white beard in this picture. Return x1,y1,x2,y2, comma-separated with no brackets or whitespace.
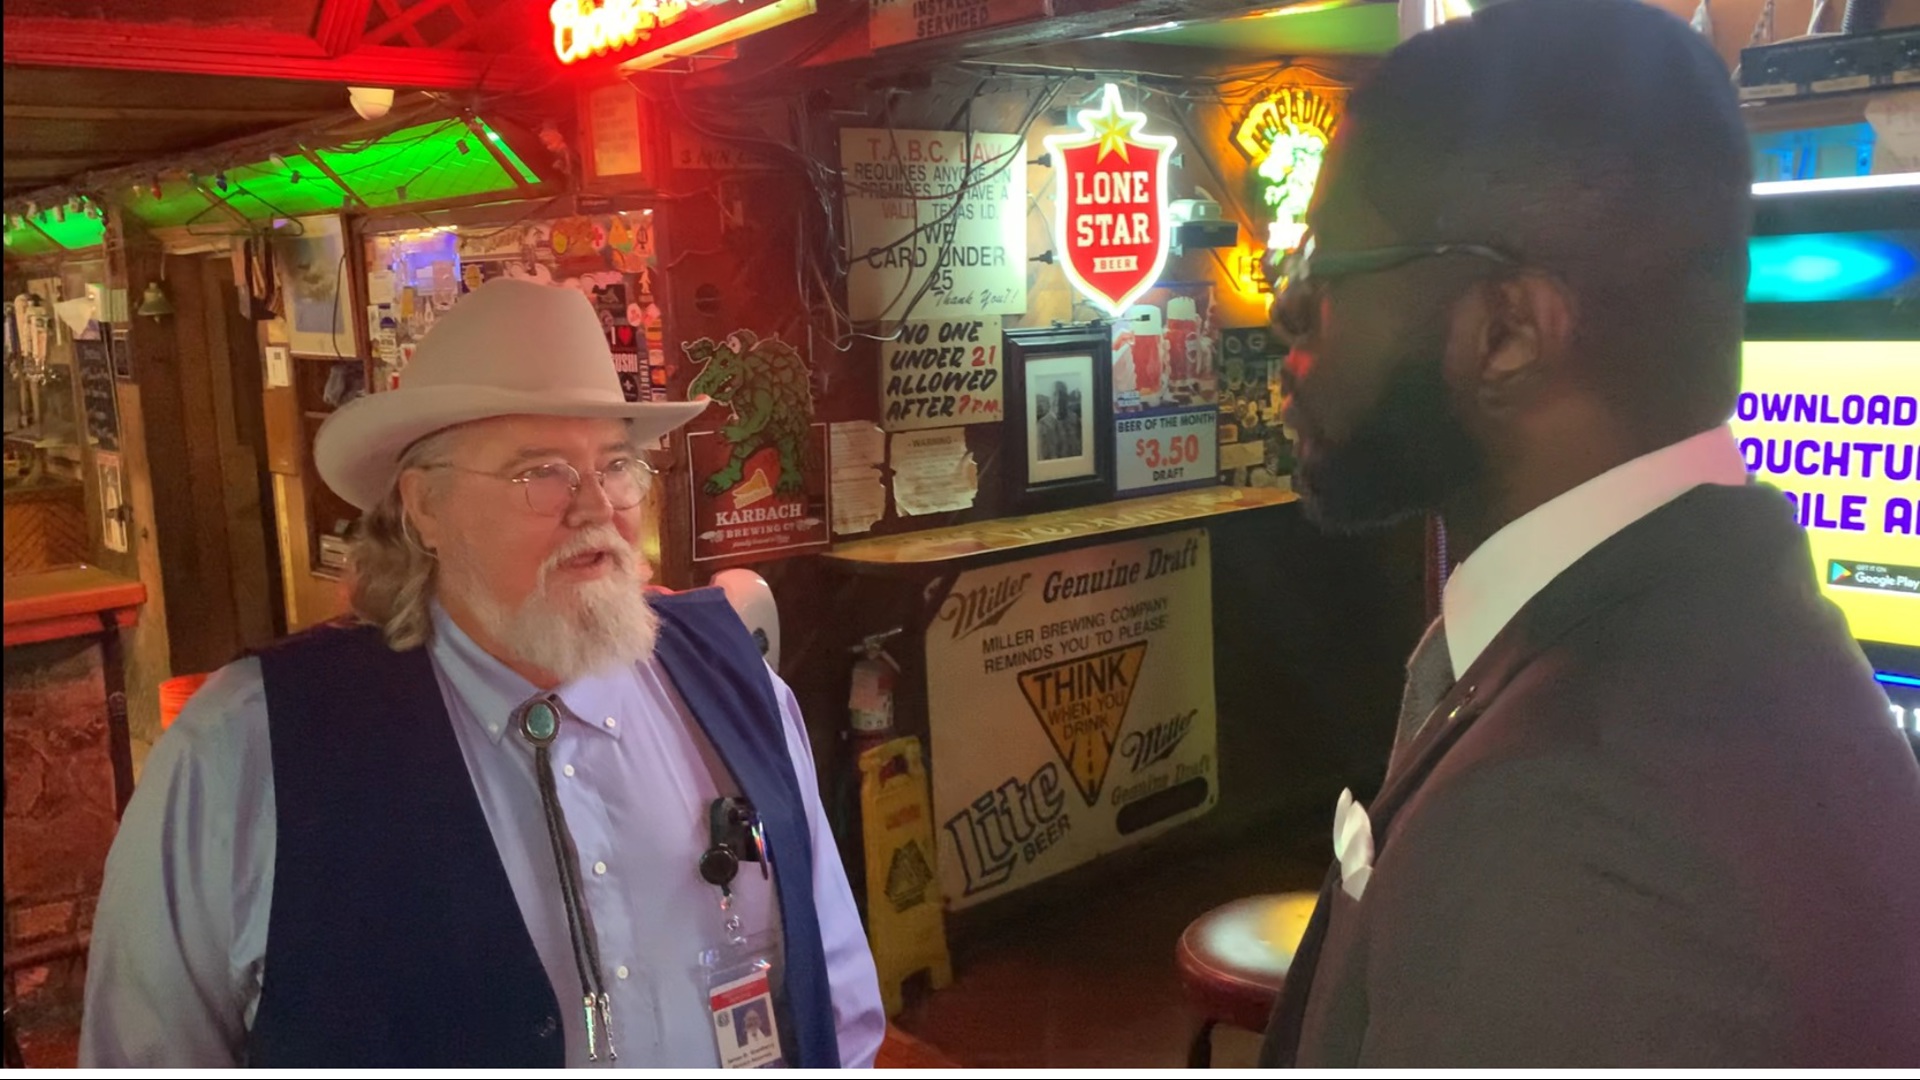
452,524,660,684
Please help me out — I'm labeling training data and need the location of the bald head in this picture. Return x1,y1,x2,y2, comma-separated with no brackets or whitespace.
1335,0,1752,433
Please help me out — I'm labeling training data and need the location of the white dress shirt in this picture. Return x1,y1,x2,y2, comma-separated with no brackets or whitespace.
1442,424,1753,679
80,603,886,1068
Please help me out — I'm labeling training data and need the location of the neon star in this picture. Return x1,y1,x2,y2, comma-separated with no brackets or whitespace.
1081,85,1143,163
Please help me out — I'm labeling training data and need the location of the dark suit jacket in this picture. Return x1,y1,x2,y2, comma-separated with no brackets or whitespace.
1261,484,1920,1067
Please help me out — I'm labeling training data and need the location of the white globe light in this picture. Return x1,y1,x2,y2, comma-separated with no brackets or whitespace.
348,86,395,121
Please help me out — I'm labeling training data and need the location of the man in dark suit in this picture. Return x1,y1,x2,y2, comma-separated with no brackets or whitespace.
1258,0,1920,1066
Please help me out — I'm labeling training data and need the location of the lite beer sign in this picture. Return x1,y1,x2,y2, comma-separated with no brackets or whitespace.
1043,84,1177,317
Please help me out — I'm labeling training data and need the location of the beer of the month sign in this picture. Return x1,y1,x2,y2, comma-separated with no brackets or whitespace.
1043,84,1177,317
1115,407,1218,493
927,530,1217,909
880,316,1003,431
842,129,1028,322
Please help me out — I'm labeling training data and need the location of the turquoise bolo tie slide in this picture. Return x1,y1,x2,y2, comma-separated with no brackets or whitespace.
519,696,561,746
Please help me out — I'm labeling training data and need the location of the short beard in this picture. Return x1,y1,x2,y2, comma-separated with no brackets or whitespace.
451,524,660,684
1293,333,1484,533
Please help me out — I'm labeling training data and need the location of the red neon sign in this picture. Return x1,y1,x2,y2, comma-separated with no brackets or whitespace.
1043,84,1176,317
550,0,696,65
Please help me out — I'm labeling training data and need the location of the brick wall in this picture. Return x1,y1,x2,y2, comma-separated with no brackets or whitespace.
3,635,118,1052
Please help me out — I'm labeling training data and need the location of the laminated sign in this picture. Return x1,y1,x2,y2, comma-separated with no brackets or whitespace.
927,529,1217,909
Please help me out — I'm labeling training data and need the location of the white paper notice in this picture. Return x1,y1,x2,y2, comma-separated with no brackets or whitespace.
1866,91,1920,173
830,421,887,536
264,345,292,389
97,451,128,553
366,270,397,307
588,83,645,177
841,128,1027,322
891,428,978,516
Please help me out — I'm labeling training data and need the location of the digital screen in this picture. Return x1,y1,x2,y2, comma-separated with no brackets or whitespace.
1884,677,1920,738
1732,341,1918,650
1748,231,1920,304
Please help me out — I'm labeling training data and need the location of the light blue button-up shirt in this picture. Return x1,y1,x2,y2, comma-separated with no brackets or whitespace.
79,605,885,1067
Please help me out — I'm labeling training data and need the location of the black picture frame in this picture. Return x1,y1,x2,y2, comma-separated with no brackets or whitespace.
1003,323,1114,514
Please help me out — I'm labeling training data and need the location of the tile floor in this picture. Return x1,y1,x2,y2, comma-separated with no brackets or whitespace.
893,824,1327,1069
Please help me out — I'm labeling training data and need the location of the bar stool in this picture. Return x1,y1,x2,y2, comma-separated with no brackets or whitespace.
158,672,211,731
1174,891,1318,1067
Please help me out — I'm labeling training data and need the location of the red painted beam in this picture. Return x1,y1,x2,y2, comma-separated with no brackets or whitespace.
314,0,373,56
2,16,538,90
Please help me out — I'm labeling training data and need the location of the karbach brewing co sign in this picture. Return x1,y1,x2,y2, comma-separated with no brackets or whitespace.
1043,84,1178,317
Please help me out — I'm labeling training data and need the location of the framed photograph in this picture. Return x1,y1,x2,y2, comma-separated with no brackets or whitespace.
1004,324,1114,513
275,215,355,358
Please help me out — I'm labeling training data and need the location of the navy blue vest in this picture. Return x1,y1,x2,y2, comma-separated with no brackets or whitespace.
247,589,841,1068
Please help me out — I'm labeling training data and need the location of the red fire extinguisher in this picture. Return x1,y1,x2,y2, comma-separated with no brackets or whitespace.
848,627,904,757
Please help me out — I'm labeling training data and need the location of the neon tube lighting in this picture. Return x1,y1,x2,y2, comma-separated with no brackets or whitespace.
1752,173,1920,197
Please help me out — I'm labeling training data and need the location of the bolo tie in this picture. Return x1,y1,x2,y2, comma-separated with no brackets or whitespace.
512,692,618,1063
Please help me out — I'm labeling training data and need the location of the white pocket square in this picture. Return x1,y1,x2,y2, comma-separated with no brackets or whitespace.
1334,788,1375,901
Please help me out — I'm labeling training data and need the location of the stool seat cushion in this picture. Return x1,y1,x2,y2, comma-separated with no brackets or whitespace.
1175,892,1319,1034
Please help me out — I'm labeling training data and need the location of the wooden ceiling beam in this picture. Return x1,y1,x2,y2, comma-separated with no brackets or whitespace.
4,104,337,123
2,15,537,91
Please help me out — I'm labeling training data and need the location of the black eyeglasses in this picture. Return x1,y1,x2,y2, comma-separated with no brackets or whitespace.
1265,232,1519,342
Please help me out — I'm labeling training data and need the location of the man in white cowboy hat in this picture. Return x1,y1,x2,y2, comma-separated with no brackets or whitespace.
81,278,886,1068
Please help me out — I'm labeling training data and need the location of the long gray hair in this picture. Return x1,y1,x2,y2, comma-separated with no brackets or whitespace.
345,427,464,650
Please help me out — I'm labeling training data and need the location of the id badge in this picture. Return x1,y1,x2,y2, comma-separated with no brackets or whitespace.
702,930,785,1069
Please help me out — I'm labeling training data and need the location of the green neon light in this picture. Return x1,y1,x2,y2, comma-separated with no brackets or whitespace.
8,115,543,253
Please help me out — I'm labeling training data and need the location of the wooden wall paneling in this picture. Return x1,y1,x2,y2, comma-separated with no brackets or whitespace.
109,221,175,756
198,255,281,648
140,251,240,677
2,487,88,575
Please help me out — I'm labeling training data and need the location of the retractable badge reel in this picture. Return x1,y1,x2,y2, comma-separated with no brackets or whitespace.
698,795,786,1068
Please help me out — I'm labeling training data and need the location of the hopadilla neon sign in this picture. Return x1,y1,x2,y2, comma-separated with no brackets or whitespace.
1043,84,1177,317
1233,87,1339,272
550,0,696,64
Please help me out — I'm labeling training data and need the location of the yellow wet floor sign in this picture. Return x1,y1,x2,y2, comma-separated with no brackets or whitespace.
858,736,953,1016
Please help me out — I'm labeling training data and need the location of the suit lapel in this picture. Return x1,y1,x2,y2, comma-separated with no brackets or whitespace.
1261,484,1792,1066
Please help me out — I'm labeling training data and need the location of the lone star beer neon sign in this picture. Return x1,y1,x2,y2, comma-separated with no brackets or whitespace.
1043,84,1178,317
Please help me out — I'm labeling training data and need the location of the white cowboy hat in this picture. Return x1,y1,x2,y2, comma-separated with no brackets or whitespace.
315,277,708,510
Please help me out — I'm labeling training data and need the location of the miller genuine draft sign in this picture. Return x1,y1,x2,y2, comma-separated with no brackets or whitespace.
926,529,1217,909
1043,83,1177,317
